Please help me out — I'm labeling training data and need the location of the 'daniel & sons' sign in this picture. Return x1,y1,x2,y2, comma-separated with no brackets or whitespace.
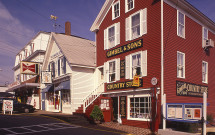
106,39,143,58
176,81,208,97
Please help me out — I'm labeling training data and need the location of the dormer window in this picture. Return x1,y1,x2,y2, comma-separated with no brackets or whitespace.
112,1,120,20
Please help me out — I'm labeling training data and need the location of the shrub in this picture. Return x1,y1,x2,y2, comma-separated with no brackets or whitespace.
90,105,104,121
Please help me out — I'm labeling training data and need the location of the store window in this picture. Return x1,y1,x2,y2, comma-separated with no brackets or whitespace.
104,22,120,50
125,0,134,12
61,57,66,75
100,99,110,110
48,92,54,105
104,58,120,83
177,51,185,78
126,8,147,41
112,1,120,20
62,90,70,105
177,11,185,38
128,95,151,120
125,50,147,79
202,61,208,83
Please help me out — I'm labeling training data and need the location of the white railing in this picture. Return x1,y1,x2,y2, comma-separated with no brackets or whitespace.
83,82,104,113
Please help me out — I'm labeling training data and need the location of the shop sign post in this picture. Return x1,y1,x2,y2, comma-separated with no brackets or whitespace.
3,100,13,115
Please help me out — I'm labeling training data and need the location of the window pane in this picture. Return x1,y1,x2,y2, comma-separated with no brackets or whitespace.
130,98,134,102
179,12,184,25
135,103,139,107
132,13,140,38
135,98,139,102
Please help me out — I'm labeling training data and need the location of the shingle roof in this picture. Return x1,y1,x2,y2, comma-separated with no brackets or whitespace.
52,33,96,67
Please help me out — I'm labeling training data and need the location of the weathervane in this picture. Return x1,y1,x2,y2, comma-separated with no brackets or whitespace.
50,15,60,32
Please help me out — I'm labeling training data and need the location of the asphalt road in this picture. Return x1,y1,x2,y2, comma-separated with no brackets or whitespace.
0,114,122,135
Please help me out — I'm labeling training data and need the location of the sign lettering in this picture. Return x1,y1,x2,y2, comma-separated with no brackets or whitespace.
176,81,208,97
120,60,125,78
107,79,143,90
106,39,143,58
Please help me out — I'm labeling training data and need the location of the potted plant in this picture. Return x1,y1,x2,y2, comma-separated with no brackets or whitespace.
90,105,104,124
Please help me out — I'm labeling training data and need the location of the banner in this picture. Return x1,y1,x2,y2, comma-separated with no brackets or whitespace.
20,61,39,75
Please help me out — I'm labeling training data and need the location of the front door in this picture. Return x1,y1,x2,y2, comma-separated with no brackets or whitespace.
112,97,118,122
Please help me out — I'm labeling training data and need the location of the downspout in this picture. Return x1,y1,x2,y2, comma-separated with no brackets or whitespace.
161,0,166,130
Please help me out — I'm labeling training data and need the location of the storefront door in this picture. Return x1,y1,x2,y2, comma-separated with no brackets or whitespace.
112,97,118,122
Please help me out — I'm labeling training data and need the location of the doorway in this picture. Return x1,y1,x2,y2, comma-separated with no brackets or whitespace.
112,97,118,122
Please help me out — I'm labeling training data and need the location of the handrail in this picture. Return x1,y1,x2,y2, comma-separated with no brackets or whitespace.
83,82,104,113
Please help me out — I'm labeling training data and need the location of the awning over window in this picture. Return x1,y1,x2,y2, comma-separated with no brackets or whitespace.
54,80,70,91
42,85,54,93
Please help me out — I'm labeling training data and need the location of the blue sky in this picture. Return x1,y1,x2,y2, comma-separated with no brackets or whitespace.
0,0,214,85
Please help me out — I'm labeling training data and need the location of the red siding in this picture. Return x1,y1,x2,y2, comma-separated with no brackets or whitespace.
163,3,215,116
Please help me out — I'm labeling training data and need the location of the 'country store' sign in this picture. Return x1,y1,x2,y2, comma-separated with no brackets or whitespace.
107,79,143,90
176,81,208,97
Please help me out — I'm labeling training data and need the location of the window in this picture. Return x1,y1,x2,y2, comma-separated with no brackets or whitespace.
202,27,208,47
125,50,147,79
62,90,70,105
50,62,55,78
177,11,185,38
61,57,66,75
30,43,34,55
104,58,120,83
104,22,120,50
128,95,151,120
177,51,185,78
112,1,120,20
125,0,134,12
202,61,208,83
126,8,147,41
58,59,60,76
109,61,116,82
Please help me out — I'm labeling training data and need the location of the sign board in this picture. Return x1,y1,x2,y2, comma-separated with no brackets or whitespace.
3,100,13,114
106,39,143,58
167,103,202,123
20,61,39,75
132,75,139,87
176,81,208,97
151,77,158,86
120,60,125,78
107,79,143,90
120,96,126,118
41,71,52,84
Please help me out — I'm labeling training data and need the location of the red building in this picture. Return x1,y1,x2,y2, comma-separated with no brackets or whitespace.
90,0,215,130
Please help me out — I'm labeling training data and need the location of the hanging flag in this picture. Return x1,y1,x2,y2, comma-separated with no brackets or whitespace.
20,61,39,75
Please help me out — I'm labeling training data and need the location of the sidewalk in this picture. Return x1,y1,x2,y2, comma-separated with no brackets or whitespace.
29,110,156,135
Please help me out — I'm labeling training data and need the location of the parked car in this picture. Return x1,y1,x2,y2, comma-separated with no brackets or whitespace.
0,98,35,113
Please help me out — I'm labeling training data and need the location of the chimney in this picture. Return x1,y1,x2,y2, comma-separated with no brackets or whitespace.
65,21,71,35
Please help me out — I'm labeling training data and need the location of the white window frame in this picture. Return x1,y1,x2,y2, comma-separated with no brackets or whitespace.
202,61,208,84
202,27,208,48
126,8,147,41
104,22,120,50
127,94,151,121
112,1,120,20
177,10,185,38
125,0,134,13
125,50,147,79
177,51,185,78
104,58,120,83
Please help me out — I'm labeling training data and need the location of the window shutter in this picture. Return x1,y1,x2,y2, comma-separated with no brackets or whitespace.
112,5,114,20
125,0,128,12
103,62,108,83
115,22,120,46
140,8,147,36
63,57,66,74
104,29,108,50
125,55,130,79
58,59,60,76
116,58,120,81
126,17,131,41
141,50,147,77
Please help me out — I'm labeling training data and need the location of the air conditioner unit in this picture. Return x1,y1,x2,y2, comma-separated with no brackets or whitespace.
204,39,214,48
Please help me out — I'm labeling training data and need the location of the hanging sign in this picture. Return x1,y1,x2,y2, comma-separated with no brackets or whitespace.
20,61,39,75
120,60,125,78
41,71,52,84
106,39,143,58
176,81,208,97
132,75,139,87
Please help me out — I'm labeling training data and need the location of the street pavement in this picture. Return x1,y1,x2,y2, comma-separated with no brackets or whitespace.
0,114,123,135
